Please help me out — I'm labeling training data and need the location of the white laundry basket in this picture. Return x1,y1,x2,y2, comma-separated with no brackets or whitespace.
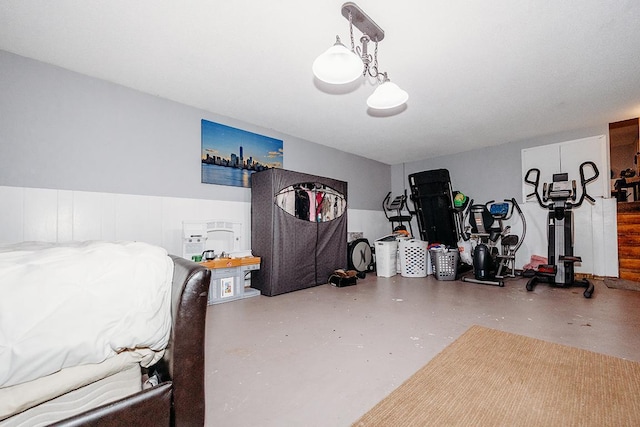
375,239,398,277
399,239,429,277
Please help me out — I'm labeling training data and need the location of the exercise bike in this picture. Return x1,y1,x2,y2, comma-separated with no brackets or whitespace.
461,198,526,287
523,161,599,298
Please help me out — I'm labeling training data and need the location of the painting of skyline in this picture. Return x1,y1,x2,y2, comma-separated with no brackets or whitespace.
201,119,283,188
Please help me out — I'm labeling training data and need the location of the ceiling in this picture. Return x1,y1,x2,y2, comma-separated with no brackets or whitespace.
1,1,640,165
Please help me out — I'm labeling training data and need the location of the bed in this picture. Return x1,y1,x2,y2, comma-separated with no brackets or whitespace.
0,241,211,426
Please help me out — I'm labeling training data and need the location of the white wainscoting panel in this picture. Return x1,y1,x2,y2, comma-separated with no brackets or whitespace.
114,193,164,246
593,197,618,277
57,190,74,241
1,186,24,244
347,209,392,243
1,186,386,260
72,191,113,241
1,186,254,256
23,187,58,242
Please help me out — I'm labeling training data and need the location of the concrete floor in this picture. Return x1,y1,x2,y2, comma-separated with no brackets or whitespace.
204,274,640,426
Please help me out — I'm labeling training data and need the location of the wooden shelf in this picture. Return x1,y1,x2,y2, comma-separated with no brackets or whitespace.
200,256,260,270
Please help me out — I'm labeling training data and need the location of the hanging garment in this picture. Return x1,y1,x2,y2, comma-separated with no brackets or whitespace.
315,191,325,222
295,189,310,220
276,186,295,214
321,194,335,221
306,189,316,222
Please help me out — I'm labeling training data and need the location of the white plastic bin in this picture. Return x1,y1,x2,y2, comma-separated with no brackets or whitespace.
399,239,429,277
375,240,398,277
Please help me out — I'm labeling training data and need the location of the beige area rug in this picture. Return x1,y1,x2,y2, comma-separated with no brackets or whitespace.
604,277,640,291
353,325,640,426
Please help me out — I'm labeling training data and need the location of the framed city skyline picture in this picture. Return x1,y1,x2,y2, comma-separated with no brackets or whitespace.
201,119,283,188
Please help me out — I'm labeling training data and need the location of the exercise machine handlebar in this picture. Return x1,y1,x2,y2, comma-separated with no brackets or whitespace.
524,161,599,210
574,161,599,208
524,168,548,208
507,197,526,254
460,198,474,241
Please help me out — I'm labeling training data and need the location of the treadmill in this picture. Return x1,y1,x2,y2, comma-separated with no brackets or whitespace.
408,169,464,247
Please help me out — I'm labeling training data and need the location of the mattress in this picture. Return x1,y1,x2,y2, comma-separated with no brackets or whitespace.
0,352,143,426
0,241,174,389
0,240,175,423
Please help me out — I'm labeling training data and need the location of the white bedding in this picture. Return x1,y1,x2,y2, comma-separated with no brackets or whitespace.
0,241,174,389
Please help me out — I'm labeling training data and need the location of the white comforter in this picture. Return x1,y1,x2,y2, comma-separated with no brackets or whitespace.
0,241,174,388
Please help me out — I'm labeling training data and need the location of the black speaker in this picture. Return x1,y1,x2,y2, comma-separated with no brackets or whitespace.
347,238,374,276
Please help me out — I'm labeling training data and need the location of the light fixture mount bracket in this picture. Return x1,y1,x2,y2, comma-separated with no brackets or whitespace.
341,2,385,42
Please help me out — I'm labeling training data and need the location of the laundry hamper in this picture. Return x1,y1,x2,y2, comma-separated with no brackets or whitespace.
375,239,398,277
399,239,429,277
430,248,459,281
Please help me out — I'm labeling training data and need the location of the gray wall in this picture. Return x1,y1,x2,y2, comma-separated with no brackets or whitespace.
0,50,389,210
392,126,608,204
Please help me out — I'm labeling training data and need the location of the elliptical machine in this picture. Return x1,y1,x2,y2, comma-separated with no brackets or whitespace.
461,198,526,287
523,161,599,298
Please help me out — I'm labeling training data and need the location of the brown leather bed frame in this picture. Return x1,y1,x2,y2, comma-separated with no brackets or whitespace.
50,255,211,427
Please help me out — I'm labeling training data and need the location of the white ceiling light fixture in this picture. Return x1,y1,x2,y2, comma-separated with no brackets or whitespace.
366,75,409,110
312,36,363,84
313,2,408,111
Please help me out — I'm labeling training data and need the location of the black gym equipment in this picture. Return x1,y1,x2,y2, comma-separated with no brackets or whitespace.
461,198,526,287
523,161,600,298
347,238,374,278
382,190,415,236
408,169,467,247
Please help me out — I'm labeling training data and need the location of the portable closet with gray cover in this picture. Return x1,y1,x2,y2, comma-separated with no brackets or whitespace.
251,168,347,296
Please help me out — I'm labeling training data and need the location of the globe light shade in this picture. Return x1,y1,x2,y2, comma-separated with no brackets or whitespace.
366,80,409,110
312,39,363,84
